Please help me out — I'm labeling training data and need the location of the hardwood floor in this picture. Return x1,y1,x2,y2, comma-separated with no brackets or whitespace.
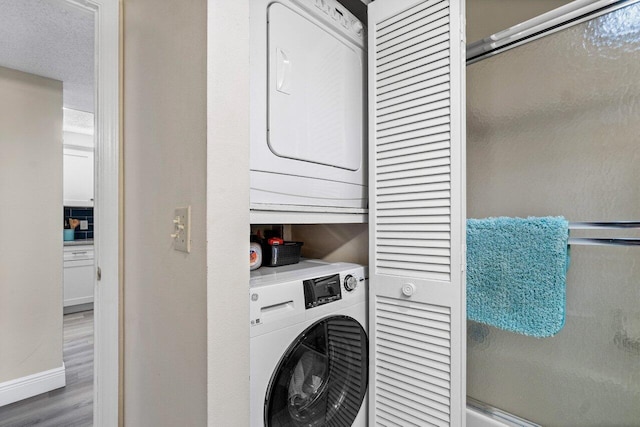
0,311,94,427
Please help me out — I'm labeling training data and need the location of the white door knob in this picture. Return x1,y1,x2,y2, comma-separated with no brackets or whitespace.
402,283,416,297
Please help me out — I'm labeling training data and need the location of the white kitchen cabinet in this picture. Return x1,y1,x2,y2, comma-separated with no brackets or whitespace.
63,245,94,307
63,147,94,207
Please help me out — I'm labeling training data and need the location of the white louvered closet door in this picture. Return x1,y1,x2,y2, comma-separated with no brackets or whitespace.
368,0,466,425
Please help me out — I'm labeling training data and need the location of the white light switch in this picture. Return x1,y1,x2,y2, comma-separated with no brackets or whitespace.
80,220,89,230
172,206,191,253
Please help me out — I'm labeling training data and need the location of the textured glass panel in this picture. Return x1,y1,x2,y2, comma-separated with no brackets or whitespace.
466,4,640,426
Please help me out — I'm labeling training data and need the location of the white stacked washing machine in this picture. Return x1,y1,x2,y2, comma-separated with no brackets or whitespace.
249,0,369,424
250,261,369,427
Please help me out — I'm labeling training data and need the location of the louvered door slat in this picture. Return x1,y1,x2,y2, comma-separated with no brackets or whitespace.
377,48,449,84
378,373,451,406
379,109,452,137
378,8,449,55
377,412,405,427
379,189,451,203
379,99,450,126
378,310,451,331
378,10,449,53
376,172,451,191
375,239,450,251
377,117,450,142
378,70,449,103
375,253,449,267
378,192,451,205
378,66,449,98
380,101,449,129
378,381,451,419
378,141,450,161
378,25,449,69
377,358,451,391
377,394,449,427
378,148,450,172
377,0,448,41
377,199,451,212
377,56,449,90
369,0,465,424
378,181,450,197
378,198,452,211
377,330,451,359
378,156,450,175
377,135,450,156
378,34,450,77
377,245,451,258
377,171,451,189
378,343,450,372
379,101,450,129
377,206,451,217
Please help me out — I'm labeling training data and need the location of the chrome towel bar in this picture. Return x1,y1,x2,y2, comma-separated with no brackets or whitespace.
568,238,640,247
569,221,640,229
568,221,640,247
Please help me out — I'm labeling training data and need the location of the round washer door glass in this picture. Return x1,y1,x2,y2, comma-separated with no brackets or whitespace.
265,316,368,427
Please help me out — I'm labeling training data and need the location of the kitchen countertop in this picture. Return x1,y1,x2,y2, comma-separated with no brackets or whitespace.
64,239,94,247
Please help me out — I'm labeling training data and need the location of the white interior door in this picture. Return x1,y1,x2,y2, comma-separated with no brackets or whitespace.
368,0,466,425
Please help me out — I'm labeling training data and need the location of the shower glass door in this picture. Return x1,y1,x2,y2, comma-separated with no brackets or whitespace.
466,4,640,426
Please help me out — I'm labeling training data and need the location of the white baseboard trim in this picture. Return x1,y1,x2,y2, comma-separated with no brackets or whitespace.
0,363,66,407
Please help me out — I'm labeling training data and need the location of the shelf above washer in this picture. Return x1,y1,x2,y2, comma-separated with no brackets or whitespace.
250,204,368,224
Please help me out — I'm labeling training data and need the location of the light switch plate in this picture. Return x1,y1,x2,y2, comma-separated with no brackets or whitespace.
173,206,191,253
80,220,89,230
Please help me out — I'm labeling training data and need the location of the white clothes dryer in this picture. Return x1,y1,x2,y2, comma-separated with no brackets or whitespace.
250,260,368,427
250,0,367,210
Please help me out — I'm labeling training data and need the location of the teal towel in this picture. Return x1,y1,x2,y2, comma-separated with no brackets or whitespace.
467,216,569,338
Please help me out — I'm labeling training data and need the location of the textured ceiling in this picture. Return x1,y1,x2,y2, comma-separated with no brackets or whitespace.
0,0,94,112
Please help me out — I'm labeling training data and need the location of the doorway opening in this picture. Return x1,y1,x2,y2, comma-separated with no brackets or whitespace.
0,0,119,425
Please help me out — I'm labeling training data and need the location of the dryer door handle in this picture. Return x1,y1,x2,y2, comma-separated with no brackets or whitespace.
276,48,292,95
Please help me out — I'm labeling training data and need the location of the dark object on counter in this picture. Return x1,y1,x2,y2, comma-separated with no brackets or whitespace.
261,241,303,267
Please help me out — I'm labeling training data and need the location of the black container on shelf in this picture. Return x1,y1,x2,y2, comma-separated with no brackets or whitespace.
261,241,304,267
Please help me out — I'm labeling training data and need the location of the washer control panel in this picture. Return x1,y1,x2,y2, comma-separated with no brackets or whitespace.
249,262,367,336
304,274,342,309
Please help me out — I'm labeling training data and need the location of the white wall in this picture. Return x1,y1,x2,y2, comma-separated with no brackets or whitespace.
123,0,208,425
291,224,369,266
0,66,63,384
206,0,250,425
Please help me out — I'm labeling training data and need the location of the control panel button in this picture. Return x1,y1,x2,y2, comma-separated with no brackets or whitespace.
316,0,328,13
344,274,358,292
353,21,364,36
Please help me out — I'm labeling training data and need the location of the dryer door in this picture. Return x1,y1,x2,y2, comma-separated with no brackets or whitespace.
267,3,365,172
265,316,368,427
